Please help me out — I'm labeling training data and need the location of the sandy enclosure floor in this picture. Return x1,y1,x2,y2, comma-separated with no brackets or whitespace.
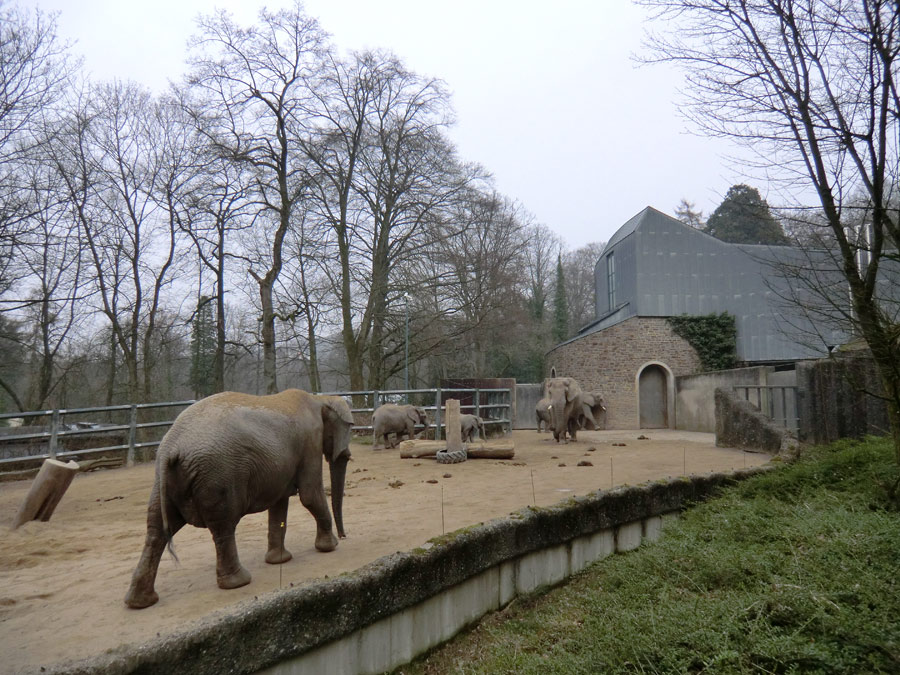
0,430,770,674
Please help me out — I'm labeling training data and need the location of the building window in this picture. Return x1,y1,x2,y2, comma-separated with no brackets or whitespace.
607,252,616,309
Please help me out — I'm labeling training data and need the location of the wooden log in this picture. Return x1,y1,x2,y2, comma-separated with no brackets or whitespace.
76,456,124,472
399,440,515,459
12,458,80,529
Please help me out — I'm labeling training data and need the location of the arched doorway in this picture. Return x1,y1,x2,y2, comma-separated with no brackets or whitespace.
638,364,668,428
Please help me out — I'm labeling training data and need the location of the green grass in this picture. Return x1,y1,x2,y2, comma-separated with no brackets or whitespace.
396,438,900,674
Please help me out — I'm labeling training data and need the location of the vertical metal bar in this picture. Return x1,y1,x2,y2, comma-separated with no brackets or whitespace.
475,389,481,417
127,405,138,467
48,409,60,459
434,389,442,441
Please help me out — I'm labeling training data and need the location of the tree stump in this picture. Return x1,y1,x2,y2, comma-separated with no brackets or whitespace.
12,458,80,529
436,399,468,463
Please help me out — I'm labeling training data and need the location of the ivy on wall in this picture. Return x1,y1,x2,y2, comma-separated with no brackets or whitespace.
667,312,737,371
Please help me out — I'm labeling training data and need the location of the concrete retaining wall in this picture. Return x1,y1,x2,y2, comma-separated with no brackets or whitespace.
715,388,797,457
676,366,773,432
50,467,771,675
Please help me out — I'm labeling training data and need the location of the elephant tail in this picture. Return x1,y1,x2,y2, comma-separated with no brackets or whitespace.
157,448,180,564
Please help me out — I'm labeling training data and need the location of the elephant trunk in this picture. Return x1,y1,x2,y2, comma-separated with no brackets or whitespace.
550,395,568,440
330,454,349,538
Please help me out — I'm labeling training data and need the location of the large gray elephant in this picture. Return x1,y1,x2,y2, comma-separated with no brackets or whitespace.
535,397,551,432
547,376,585,443
372,403,427,449
459,413,486,442
124,389,354,609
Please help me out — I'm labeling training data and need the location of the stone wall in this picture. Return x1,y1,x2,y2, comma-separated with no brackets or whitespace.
547,317,702,429
715,388,797,456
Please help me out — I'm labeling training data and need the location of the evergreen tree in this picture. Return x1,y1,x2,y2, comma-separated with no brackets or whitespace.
552,254,569,343
189,297,217,399
704,184,789,245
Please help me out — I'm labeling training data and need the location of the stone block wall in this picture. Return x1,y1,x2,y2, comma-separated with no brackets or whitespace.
547,317,702,429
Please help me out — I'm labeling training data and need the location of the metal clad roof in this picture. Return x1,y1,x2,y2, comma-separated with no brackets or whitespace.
575,207,846,362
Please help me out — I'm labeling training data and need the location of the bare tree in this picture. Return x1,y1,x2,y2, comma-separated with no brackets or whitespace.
299,49,474,390
563,241,606,333
186,3,328,394
0,2,75,297
1,159,88,412
641,0,900,459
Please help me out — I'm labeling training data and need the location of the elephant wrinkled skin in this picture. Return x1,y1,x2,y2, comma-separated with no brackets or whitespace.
547,376,585,443
459,414,487,442
372,403,427,449
124,389,354,609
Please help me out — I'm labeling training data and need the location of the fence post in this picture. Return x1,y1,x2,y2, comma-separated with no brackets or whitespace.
127,405,138,467
508,387,514,434
48,409,60,459
434,389,442,441
475,389,481,418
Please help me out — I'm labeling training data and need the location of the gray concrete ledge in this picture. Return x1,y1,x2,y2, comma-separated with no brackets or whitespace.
47,466,773,675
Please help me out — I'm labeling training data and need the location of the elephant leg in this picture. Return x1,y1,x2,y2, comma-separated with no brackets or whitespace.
568,418,578,442
210,522,251,590
124,488,185,609
265,496,293,564
298,477,337,552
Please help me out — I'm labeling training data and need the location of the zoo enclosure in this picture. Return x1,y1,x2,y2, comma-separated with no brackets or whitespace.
0,387,513,474
733,384,798,433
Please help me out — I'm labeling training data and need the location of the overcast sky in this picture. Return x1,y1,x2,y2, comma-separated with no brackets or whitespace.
25,0,762,250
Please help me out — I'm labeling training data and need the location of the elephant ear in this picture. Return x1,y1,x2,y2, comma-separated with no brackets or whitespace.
320,396,354,462
323,396,355,426
565,378,583,403
406,407,420,423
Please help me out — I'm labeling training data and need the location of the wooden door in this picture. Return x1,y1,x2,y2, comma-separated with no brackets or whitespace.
639,365,667,428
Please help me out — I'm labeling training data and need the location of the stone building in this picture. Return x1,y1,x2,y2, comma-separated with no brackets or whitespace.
547,207,839,430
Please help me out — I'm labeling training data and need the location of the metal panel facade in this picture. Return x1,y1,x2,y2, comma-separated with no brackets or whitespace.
586,207,841,363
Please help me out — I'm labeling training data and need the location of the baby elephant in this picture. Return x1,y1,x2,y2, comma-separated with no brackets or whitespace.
460,413,487,442
372,403,427,449
535,397,551,432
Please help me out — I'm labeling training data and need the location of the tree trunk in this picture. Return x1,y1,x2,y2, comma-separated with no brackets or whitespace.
258,279,278,395
12,459,80,528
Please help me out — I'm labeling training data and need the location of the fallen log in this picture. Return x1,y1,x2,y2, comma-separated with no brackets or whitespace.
76,456,124,472
398,439,515,459
12,458,80,528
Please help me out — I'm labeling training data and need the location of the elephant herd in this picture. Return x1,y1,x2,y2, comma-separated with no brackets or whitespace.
535,377,607,443
371,403,486,448
125,379,602,609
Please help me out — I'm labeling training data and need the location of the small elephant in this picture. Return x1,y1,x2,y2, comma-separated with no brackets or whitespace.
535,397,551,432
372,403,427,449
579,391,607,430
124,389,354,609
460,414,487,442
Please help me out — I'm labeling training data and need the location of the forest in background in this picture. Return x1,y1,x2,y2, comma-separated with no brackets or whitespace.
0,2,606,414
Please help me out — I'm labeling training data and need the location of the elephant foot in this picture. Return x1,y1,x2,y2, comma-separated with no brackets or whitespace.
217,566,251,590
265,547,293,564
315,531,338,552
124,587,158,609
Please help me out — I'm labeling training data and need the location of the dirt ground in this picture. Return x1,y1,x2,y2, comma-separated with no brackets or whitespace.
0,429,770,674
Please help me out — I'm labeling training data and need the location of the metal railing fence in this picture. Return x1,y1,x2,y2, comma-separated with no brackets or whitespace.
733,385,799,432
0,387,513,470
